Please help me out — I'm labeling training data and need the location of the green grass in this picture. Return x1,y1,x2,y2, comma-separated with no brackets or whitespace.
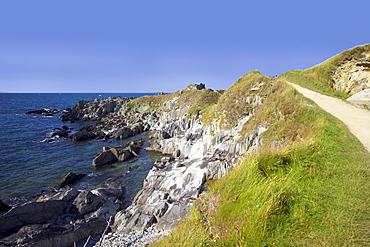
205,70,279,129
120,87,222,118
279,44,370,99
153,79,370,246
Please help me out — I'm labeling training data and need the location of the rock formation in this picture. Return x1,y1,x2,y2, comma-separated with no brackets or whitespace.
92,139,144,167
0,180,124,246
0,81,278,246
331,52,370,94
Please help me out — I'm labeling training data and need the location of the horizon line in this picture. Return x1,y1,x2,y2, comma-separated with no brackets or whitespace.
0,91,171,94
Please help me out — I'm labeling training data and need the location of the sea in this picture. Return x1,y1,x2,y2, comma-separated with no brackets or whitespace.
0,93,164,206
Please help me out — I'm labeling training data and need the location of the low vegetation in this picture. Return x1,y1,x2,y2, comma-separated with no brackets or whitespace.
153,74,370,246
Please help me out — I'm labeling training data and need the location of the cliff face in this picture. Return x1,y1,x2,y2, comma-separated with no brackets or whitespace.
331,55,370,94
105,72,283,235
52,71,280,238
111,99,266,234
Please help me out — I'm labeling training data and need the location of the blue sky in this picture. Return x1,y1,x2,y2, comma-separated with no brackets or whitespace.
0,1,369,93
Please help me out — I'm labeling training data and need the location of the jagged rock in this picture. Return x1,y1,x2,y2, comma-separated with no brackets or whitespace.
125,138,145,147
110,127,133,139
72,190,103,215
110,109,266,236
0,220,106,247
112,158,208,234
52,129,69,137
92,140,144,167
92,149,119,167
57,172,86,189
70,130,96,141
155,201,190,231
0,184,124,246
161,131,171,139
131,123,144,135
0,200,66,233
51,126,72,137
128,145,141,156
26,109,62,115
35,187,79,203
331,59,370,93
91,188,124,201
119,149,134,162
0,200,11,213
61,97,134,122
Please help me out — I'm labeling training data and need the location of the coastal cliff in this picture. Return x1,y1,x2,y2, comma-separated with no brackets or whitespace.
0,70,276,246
1,44,369,247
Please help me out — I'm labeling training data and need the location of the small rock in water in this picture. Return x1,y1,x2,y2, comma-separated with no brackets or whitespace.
57,172,86,189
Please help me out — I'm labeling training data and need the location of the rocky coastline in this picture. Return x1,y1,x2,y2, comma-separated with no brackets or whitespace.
0,83,267,246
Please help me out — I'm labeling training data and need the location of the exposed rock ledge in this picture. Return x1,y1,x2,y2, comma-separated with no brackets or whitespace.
112,122,266,234
99,85,267,245
1,83,269,246
331,57,370,94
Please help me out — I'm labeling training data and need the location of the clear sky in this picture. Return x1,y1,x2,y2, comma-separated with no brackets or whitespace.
0,1,369,93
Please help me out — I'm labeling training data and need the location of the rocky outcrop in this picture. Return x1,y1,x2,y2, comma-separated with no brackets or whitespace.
0,183,124,247
331,57,370,94
92,139,144,167
69,129,97,141
1,221,105,247
22,82,268,245
26,108,65,116
61,97,134,122
109,91,267,236
0,200,67,233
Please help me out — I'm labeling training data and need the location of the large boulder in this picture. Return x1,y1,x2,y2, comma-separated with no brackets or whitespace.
35,187,79,203
0,200,66,233
72,190,103,215
70,131,96,141
92,139,144,167
0,220,106,247
92,149,119,167
110,127,133,140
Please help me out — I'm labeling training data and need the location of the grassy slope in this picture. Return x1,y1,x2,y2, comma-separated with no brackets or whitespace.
279,44,370,99
120,88,222,117
153,73,370,246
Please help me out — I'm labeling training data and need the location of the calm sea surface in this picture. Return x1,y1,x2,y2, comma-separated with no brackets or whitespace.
0,93,163,205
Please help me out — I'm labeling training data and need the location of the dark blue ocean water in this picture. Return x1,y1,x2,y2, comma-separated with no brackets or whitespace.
0,93,162,205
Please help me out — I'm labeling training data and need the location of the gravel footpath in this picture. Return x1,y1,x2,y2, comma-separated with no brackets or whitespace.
287,82,370,152
94,227,170,247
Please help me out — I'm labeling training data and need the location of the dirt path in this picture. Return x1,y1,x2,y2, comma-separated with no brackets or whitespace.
287,82,370,152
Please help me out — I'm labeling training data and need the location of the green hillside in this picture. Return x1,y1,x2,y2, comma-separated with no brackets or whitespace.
153,62,370,245
279,44,370,99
